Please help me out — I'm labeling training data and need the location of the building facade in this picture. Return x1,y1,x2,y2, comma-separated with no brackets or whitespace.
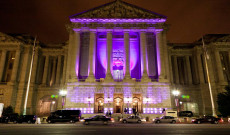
0,0,229,116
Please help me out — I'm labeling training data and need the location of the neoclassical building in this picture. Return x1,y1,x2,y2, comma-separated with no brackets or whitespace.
0,0,229,116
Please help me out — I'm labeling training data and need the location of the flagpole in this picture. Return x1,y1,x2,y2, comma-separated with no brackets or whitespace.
23,37,36,115
202,37,217,116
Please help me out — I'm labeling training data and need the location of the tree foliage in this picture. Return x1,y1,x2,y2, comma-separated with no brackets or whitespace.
217,85,230,117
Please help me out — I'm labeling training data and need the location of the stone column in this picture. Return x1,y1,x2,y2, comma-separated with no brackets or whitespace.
156,30,165,80
55,55,62,85
10,49,21,83
86,31,96,82
173,56,179,84
140,31,150,82
0,50,7,81
51,57,57,85
124,31,131,80
62,52,67,85
185,55,193,85
66,30,80,82
105,31,113,81
214,50,225,83
162,30,170,82
30,48,39,84
42,55,49,85
196,52,205,84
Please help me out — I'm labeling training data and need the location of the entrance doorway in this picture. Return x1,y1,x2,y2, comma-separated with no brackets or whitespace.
113,94,123,113
133,94,142,113
95,94,104,113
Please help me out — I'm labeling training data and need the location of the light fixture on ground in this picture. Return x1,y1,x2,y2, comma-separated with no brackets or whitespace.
59,90,67,109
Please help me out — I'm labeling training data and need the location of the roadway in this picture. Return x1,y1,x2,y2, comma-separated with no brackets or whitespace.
0,123,230,135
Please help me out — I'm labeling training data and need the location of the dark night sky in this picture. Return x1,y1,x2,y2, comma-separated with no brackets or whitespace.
0,0,230,44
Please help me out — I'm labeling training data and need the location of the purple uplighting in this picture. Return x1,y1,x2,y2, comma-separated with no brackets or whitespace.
70,18,166,23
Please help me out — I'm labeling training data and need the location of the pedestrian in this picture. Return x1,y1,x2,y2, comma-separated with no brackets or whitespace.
109,110,112,117
124,108,127,114
106,111,109,116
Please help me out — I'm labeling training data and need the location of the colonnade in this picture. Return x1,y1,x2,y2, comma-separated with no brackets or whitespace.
67,29,169,82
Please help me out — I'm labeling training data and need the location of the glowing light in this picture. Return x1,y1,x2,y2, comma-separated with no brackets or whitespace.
172,90,180,96
59,90,67,96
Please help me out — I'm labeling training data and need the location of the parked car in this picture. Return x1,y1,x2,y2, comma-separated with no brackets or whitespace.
192,116,221,124
0,113,19,123
120,116,145,123
81,115,114,125
179,111,194,117
16,115,37,124
153,116,177,124
47,110,81,123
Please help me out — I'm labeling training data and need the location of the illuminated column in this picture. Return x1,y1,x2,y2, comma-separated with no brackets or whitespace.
42,55,49,85
55,55,62,85
140,31,150,81
162,31,170,82
196,52,205,84
124,31,131,80
66,30,80,82
214,50,225,83
10,49,21,83
0,50,7,81
105,31,113,81
185,55,193,85
86,31,96,82
173,56,179,84
51,57,57,85
156,30,165,80
62,52,67,85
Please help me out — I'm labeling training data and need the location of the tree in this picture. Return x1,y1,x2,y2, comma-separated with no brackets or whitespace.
217,85,230,117
2,106,13,116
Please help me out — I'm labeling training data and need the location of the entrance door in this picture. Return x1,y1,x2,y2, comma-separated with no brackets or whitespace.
113,94,123,113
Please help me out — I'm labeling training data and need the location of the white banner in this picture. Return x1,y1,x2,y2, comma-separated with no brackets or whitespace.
0,103,4,117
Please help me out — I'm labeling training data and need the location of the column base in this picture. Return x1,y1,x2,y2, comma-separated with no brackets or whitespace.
85,76,95,82
123,75,132,82
141,75,151,82
105,74,113,82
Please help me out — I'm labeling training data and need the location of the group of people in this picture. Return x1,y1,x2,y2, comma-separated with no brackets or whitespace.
124,108,138,116
105,110,112,117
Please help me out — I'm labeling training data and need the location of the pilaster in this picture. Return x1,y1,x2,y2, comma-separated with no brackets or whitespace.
185,55,193,85
0,50,7,81
42,55,49,85
214,50,225,83
55,55,62,85
173,56,179,84
10,49,21,83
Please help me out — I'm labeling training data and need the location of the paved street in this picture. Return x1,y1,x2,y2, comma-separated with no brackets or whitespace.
0,123,230,135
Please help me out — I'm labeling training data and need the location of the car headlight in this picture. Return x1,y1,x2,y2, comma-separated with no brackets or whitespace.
80,119,85,122
152,119,155,121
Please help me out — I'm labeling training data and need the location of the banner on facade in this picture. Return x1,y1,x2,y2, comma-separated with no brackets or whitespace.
0,103,4,117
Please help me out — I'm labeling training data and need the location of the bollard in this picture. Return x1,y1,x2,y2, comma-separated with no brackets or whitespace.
35,117,41,124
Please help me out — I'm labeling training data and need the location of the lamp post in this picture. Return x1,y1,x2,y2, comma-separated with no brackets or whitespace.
172,90,180,116
59,90,67,109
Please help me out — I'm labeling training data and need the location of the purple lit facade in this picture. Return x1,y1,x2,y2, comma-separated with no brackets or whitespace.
65,0,172,115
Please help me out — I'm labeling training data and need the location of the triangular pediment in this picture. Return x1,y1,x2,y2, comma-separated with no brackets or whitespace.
0,32,21,43
70,0,166,19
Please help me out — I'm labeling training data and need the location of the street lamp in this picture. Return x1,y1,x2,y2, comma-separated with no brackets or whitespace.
59,90,67,109
172,90,180,116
